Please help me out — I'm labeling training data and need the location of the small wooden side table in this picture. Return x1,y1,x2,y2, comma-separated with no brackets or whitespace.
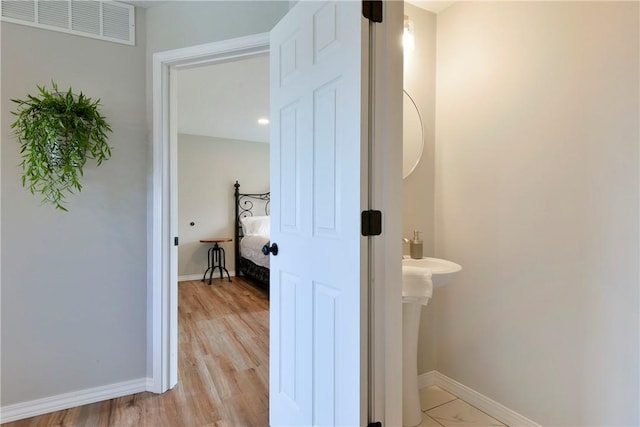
200,238,232,284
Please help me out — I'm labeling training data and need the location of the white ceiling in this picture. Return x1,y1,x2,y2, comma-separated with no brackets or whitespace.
177,55,270,143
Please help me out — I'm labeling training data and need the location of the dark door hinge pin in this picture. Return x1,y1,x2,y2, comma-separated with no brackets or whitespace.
362,0,383,23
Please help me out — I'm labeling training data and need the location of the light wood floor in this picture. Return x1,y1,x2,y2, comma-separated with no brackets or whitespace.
3,277,270,427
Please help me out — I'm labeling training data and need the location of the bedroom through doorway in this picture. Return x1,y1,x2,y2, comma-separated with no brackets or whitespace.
174,53,271,424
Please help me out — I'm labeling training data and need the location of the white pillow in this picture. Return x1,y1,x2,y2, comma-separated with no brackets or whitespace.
240,215,270,237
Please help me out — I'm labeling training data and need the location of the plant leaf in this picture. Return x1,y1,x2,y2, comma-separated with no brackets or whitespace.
10,82,113,211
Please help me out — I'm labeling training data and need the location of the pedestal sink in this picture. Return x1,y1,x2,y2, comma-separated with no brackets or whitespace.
402,257,462,287
402,257,461,427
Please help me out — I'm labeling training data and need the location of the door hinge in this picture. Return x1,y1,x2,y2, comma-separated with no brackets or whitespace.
368,422,383,427
362,0,383,23
361,210,382,236
174,236,179,246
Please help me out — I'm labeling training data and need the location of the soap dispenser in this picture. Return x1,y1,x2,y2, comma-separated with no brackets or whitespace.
410,230,423,259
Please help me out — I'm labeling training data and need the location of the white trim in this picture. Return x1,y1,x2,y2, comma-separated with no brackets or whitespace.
418,371,541,427
370,3,404,426
0,378,147,423
178,273,207,282
417,370,438,389
168,65,179,389
178,272,237,282
150,33,270,394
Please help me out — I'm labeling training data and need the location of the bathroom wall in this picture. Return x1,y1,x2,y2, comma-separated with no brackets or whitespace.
403,3,436,258
177,134,269,278
403,3,440,374
434,2,639,425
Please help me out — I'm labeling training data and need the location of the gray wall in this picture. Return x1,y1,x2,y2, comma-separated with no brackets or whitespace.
177,134,269,278
1,0,288,410
434,2,639,425
145,1,289,54
1,12,147,405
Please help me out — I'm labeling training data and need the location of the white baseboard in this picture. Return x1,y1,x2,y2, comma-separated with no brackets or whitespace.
145,377,160,394
418,371,541,427
178,271,236,282
418,370,439,389
179,273,206,281
0,377,148,423
0,370,539,425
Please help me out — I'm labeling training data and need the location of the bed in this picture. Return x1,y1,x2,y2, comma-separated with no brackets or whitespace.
234,181,270,289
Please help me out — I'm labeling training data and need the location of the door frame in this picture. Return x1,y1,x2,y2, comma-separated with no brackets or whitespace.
366,3,403,423
149,32,271,393
149,13,402,425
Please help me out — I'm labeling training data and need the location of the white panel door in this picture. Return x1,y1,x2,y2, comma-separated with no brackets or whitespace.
269,1,368,426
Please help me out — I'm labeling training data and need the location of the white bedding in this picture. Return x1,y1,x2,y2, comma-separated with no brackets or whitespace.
240,235,270,269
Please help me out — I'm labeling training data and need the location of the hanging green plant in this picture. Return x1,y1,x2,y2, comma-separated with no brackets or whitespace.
11,82,113,211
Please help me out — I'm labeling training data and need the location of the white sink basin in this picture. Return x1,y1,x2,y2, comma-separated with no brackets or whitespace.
402,257,462,288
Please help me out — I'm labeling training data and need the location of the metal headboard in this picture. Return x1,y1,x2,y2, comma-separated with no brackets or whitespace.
234,181,270,271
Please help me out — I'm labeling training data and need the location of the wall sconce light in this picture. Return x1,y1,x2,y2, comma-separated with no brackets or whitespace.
403,15,415,52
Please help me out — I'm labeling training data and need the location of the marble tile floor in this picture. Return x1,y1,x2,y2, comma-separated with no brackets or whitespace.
417,386,507,427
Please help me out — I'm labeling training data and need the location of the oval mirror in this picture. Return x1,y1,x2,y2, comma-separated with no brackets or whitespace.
403,90,424,179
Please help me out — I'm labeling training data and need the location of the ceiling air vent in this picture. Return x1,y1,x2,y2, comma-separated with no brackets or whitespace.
1,0,135,45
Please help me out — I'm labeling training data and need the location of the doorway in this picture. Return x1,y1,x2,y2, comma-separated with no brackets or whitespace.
150,33,271,394
151,3,404,422
175,55,270,283
171,52,271,424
